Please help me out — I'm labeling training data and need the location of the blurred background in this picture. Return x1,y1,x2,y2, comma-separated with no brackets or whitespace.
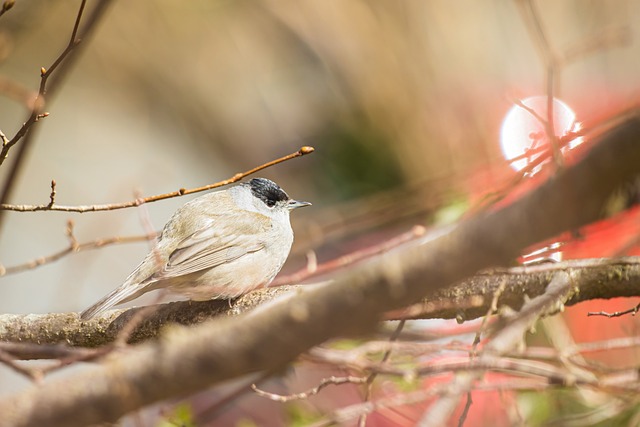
0,0,639,423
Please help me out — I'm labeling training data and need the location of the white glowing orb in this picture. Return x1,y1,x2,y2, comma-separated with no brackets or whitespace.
500,96,582,172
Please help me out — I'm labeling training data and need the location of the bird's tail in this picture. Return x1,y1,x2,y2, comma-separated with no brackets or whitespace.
79,281,149,320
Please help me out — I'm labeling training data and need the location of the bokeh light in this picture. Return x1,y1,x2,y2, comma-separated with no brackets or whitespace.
500,96,582,172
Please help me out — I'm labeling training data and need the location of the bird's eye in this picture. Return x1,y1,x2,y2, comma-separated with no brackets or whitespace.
266,199,276,208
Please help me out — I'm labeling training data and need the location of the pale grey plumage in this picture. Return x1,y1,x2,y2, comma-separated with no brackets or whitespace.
80,178,310,320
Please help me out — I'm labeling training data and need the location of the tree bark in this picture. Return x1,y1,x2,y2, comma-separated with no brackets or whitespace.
1,258,640,354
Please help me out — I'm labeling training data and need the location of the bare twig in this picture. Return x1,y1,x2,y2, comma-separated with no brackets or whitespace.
0,146,314,213
309,344,640,387
252,376,367,403
311,363,640,427
47,179,57,208
419,271,575,426
0,231,156,277
587,302,640,318
486,4,636,220
37,346,111,377
0,344,113,386
358,319,406,427
0,0,15,18
0,347,40,382
0,0,88,167
457,393,473,427
0,0,115,233
489,104,639,213
512,97,547,126
0,342,100,361
516,0,563,167
470,279,506,356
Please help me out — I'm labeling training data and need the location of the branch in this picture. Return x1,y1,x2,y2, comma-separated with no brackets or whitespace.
388,257,640,321
0,223,156,277
0,286,298,349
418,271,575,426
0,0,115,229
0,118,639,427
0,146,314,213
0,0,14,19
251,376,367,403
2,256,640,350
0,0,89,166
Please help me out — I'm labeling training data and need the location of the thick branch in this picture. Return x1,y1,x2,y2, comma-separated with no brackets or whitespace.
2,259,640,350
1,119,639,427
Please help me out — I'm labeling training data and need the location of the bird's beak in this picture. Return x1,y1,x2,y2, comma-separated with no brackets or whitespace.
288,199,312,210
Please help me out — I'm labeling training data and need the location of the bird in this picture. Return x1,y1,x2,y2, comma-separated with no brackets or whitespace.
80,178,310,320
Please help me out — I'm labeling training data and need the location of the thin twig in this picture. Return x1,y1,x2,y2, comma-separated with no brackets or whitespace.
0,347,40,382
457,393,473,427
0,0,115,231
358,319,406,427
251,376,367,403
37,346,111,376
471,280,506,356
473,102,638,214
0,0,88,167
0,0,15,18
47,179,57,208
312,371,639,427
512,97,547,125
458,281,505,427
0,146,314,213
518,0,562,168
0,231,156,277
310,346,638,388
0,342,100,361
587,302,640,318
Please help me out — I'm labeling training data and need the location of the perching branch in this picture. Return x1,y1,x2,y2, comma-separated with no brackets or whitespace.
1,257,640,351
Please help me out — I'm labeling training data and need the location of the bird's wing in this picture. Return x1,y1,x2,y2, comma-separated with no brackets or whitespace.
156,212,269,279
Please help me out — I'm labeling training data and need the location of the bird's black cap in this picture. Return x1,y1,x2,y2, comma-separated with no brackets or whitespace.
248,178,289,207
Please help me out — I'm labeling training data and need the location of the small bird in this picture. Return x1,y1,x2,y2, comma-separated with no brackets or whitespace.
80,178,310,320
